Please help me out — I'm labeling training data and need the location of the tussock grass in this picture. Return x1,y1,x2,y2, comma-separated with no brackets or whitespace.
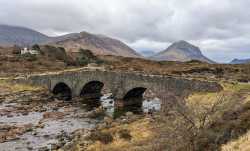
222,130,250,151
223,82,250,92
67,82,250,151
0,79,43,93
187,82,250,106
86,118,155,151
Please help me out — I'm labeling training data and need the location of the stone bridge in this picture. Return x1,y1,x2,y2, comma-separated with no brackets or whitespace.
15,68,222,109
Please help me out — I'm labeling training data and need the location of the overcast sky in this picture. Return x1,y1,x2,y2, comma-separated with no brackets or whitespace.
0,0,250,62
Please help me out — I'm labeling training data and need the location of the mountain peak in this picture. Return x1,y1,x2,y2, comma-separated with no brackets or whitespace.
152,41,214,63
79,31,93,36
169,40,200,53
232,58,240,62
230,58,250,64
174,40,190,45
50,31,141,57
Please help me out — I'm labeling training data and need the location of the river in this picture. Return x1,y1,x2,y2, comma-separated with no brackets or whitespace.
0,93,161,151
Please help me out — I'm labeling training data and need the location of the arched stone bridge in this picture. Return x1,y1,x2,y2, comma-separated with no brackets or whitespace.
15,68,222,108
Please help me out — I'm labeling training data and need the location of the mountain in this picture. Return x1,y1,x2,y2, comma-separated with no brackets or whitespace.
230,58,250,64
151,40,214,63
49,32,141,58
0,25,141,58
140,50,156,57
0,25,49,46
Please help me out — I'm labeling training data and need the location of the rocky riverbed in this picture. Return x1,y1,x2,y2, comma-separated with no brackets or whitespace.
0,88,161,151
0,90,101,151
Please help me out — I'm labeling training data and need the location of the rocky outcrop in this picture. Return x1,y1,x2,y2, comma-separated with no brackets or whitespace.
0,124,33,143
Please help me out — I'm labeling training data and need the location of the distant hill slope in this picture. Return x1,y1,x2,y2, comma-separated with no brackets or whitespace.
49,32,141,58
0,25,141,58
230,58,250,64
140,50,156,57
0,25,49,46
151,41,214,63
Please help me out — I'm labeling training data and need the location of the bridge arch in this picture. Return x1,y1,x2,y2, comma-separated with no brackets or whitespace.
80,81,104,99
122,87,147,109
52,82,72,101
124,87,147,100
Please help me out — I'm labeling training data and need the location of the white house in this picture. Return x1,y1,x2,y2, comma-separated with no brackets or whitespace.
21,48,39,55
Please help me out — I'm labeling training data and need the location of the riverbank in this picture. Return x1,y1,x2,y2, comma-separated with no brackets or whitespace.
56,82,250,151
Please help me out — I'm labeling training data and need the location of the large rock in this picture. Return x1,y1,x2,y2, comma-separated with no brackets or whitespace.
42,112,65,120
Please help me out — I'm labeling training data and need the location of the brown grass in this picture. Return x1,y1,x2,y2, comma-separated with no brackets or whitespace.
62,82,250,151
0,79,44,93
221,130,250,151
86,118,155,151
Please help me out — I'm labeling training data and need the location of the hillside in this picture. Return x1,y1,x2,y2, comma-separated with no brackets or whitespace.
0,25,49,47
151,40,214,63
49,32,141,58
0,25,141,58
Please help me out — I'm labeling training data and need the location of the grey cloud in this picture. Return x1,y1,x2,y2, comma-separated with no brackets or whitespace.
0,0,250,62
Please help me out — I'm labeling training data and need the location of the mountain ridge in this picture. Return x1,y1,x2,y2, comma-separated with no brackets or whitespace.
0,24,50,46
0,24,141,58
230,58,250,64
49,31,141,57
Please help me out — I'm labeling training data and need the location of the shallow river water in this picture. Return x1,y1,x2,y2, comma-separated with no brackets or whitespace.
0,104,97,151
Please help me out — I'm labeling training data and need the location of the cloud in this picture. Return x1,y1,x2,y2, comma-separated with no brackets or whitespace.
0,0,250,62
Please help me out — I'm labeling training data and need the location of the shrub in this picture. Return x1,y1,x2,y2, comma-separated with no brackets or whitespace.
79,49,97,60
76,57,89,66
187,60,204,64
42,45,69,62
118,129,132,140
75,49,92,66
75,48,104,66
88,131,113,144
32,44,44,55
12,45,21,54
32,44,40,51
95,59,105,65
22,53,37,61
